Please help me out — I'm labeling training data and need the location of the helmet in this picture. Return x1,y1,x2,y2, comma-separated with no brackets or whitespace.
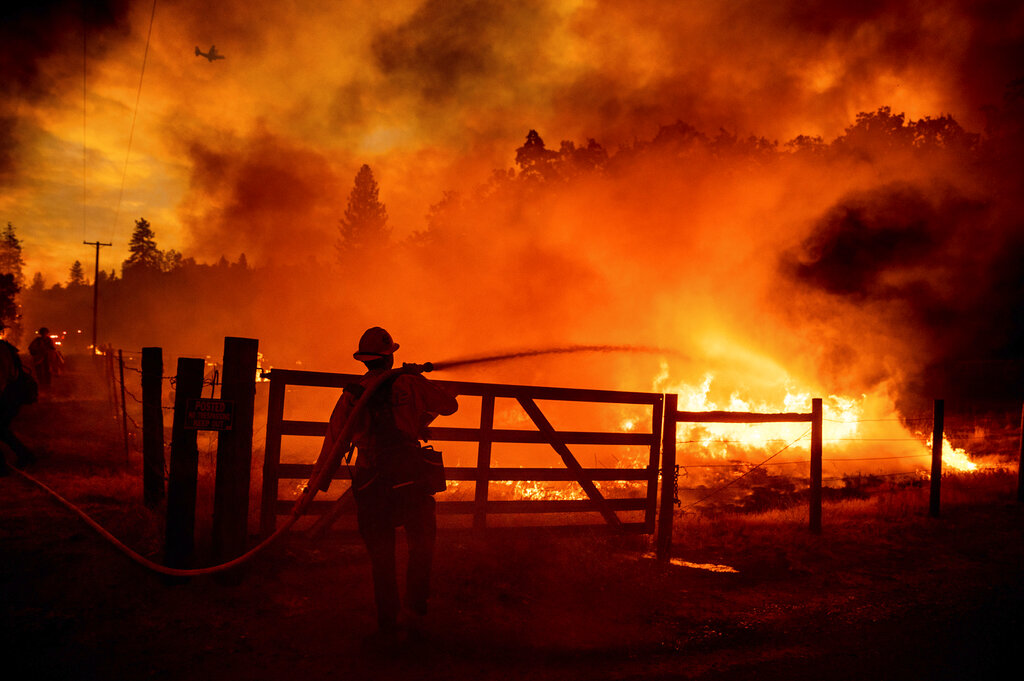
354,326,399,361
39,327,49,335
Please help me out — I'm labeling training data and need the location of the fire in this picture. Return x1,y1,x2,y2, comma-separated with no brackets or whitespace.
653,361,864,459
930,437,978,473
462,359,984,506
651,359,986,479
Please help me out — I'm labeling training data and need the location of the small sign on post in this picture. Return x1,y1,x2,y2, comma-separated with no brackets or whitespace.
184,398,235,431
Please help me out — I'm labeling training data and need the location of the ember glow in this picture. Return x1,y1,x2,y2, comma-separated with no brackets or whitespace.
4,1,1023,486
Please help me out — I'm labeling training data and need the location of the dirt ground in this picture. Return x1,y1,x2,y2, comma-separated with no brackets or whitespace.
2,364,1024,680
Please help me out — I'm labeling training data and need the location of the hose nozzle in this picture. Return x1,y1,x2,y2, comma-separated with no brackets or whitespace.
401,361,434,374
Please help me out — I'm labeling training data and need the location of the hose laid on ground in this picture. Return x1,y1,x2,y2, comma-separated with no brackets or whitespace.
8,364,421,577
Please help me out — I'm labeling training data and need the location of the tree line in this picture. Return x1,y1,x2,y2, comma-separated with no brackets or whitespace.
2,87,1022,353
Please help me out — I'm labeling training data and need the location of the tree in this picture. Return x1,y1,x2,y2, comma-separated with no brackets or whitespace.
29,272,45,292
162,249,183,272
122,217,163,276
337,164,390,260
515,130,558,181
0,222,26,289
833,107,913,156
0,272,19,331
69,260,86,286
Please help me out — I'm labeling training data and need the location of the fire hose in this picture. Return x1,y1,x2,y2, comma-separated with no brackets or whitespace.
9,362,432,577
9,345,677,577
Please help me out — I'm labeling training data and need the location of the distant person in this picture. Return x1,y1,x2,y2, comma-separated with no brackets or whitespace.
314,327,458,641
28,327,62,389
0,321,36,475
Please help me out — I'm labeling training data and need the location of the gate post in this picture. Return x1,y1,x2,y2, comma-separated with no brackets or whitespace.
118,349,130,462
165,357,205,571
473,394,495,530
212,337,258,569
259,374,286,537
141,347,164,508
657,393,678,562
809,398,823,534
930,399,944,518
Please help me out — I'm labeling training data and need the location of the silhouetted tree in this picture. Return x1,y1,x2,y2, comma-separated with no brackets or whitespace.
123,218,163,276
785,134,827,155
909,115,979,152
515,130,558,181
162,249,183,272
651,120,709,152
833,107,914,156
69,260,86,286
337,164,390,260
29,272,45,292
410,190,469,250
0,222,26,290
554,138,608,177
0,272,19,331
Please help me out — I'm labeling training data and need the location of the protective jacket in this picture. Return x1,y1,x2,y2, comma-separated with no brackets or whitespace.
317,369,458,475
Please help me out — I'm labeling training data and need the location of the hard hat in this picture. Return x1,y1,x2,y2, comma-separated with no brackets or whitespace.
354,326,399,361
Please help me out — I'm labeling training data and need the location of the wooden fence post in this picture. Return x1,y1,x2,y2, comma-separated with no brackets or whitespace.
105,349,117,411
165,357,205,572
212,337,258,571
141,347,165,508
930,399,944,518
809,398,823,534
118,350,130,463
259,375,287,538
657,393,678,562
473,394,495,530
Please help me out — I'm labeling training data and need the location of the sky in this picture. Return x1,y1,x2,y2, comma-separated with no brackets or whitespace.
3,0,1022,284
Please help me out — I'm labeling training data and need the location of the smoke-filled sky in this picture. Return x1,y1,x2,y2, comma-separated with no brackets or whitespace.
3,0,1022,281
4,0,1024,436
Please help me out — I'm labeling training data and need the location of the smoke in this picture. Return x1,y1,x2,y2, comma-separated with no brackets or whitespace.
780,168,1024,414
0,1,132,182
176,129,348,265
4,0,1024,432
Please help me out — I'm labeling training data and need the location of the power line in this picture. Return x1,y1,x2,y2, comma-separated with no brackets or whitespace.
112,0,158,240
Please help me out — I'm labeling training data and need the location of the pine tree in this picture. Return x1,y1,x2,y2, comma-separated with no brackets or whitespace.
0,222,26,289
123,218,163,276
337,164,389,261
29,272,45,292
69,260,86,286
515,130,558,181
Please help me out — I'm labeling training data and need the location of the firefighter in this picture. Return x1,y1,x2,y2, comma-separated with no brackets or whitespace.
316,327,458,639
28,327,62,389
0,321,35,475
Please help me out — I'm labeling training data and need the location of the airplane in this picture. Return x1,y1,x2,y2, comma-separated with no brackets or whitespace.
195,45,225,61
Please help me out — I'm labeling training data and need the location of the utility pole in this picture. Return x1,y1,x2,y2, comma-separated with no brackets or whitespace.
83,240,112,353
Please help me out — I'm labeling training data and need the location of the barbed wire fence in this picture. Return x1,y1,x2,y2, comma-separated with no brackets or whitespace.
667,407,1023,515
98,347,1023,519
100,348,224,480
